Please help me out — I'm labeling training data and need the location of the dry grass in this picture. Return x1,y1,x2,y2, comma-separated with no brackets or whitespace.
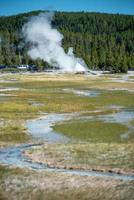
26,142,134,174
0,165,133,200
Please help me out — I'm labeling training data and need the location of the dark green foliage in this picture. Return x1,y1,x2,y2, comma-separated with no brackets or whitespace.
0,11,134,72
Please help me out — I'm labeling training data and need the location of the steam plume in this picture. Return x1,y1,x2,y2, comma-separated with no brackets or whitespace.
23,12,87,72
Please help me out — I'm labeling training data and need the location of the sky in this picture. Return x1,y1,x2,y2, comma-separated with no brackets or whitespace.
0,0,134,16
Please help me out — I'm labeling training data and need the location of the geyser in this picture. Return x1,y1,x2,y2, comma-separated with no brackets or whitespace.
22,12,87,72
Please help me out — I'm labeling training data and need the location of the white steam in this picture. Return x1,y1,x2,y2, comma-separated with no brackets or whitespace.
22,12,87,72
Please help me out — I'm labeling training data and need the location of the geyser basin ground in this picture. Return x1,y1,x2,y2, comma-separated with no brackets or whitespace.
0,72,134,200
1,113,134,180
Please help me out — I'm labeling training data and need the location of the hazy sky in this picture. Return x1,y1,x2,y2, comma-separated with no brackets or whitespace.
0,0,134,16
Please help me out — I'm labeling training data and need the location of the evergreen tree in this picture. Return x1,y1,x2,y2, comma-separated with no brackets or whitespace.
0,11,134,72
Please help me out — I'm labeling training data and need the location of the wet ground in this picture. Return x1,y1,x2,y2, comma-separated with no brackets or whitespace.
0,72,134,199
63,88,100,97
0,112,134,181
27,114,70,143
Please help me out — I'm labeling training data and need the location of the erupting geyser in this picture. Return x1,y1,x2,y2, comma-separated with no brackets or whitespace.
22,12,87,72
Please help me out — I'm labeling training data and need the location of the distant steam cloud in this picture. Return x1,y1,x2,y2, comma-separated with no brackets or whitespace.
22,12,87,72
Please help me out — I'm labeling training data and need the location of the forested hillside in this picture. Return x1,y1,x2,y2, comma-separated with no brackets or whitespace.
0,11,134,72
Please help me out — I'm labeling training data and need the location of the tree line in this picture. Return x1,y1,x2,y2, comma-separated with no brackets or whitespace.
0,11,134,72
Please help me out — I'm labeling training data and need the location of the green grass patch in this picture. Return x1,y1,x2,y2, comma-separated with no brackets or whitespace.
0,122,30,143
54,119,129,143
0,101,39,119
